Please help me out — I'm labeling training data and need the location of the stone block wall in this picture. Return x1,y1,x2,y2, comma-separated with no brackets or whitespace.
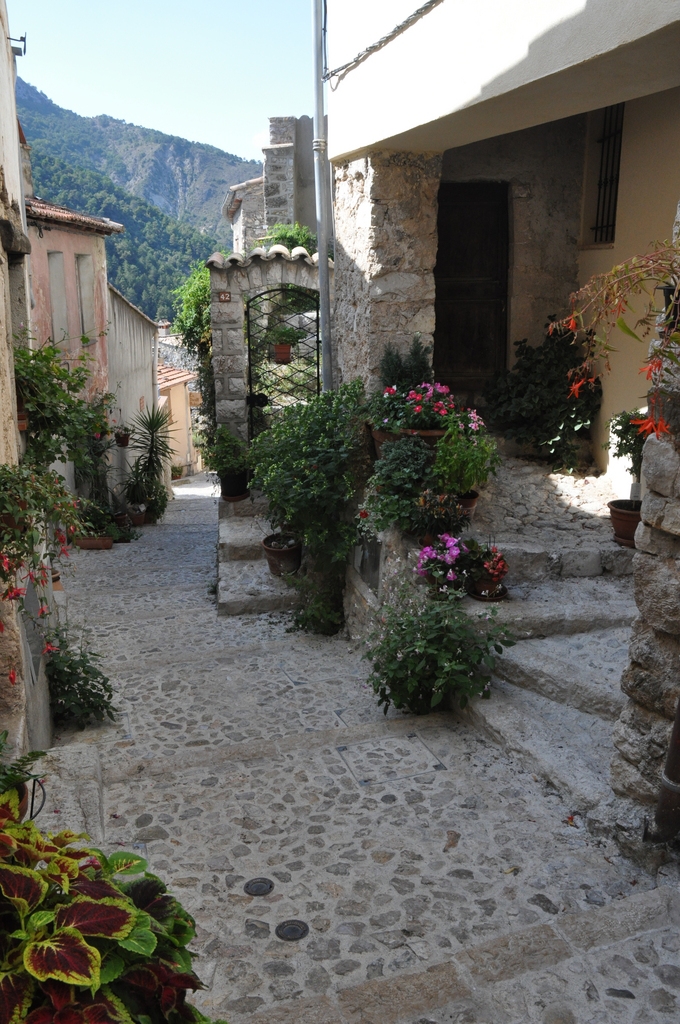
333,151,442,392
611,432,680,802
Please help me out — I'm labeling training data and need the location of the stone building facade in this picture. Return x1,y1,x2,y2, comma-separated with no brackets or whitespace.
223,117,316,254
611,429,680,803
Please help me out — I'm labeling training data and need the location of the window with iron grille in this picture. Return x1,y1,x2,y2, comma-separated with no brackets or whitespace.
592,103,625,244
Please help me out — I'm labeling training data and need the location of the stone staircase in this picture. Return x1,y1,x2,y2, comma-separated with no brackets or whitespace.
217,497,299,615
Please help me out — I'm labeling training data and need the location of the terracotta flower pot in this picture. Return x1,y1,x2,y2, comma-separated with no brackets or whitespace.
115,433,130,448
456,490,479,518
399,428,447,448
73,536,114,550
128,511,145,527
220,471,250,502
608,499,642,548
370,427,400,459
273,343,292,364
262,533,302,576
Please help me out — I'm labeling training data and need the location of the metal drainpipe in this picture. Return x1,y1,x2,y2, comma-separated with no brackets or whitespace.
312,0,334,391
645,695,680,843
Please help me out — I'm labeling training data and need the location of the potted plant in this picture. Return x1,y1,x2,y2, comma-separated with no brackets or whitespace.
368,382,457,456
357,436,435,536
171,463,184,480
267,323,305,364
124,459,149,525
203,426,249,501
0,729,46,821
606,409,645,546
432,409,501,517
114,424,132,447
460,539,509,600
415,534,469,599
262,533,303,575
73,498,118,550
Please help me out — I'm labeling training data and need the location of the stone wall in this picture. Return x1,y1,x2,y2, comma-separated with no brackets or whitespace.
333,151,442,392
611,431,680,802
441,115,586,358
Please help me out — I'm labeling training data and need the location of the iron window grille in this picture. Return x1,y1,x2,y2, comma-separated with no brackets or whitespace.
592,103,625,244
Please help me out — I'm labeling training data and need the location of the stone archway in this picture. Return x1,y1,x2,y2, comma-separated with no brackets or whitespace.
206,245,334,440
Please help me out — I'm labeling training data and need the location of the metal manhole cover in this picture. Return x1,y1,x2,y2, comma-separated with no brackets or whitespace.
275,919,309,941
244,877,275,896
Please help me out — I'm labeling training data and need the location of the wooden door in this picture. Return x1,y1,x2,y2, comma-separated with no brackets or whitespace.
433,182,508,396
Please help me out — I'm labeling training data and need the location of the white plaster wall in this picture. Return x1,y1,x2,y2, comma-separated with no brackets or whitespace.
326,0,680,159
106,286,155,430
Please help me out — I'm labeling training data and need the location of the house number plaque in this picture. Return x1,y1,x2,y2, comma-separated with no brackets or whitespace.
218,291,231,302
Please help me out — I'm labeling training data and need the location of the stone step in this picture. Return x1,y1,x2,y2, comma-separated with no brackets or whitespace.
461,576,637,639
217,559,299,615
465,678,614,811
493,627,629,720
218,516,269,562
469,533,634,583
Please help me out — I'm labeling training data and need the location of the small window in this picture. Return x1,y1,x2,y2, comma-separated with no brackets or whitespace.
75,253,96,341
581,104,625,246
47,251,68,343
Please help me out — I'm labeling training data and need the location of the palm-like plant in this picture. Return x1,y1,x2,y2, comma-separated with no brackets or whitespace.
129,407,174,481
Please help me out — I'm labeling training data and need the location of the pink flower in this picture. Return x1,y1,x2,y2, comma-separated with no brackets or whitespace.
414,405,423,413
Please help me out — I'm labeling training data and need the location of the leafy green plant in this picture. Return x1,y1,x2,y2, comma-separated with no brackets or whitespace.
173,261,217,447
433,410,501,496
260,221,317,254
607,410,647,481
45,628,116,730
13,344,114,473
249,380,367,632
368,381,456,432
202,427,247,477
0,800,206,1024
0,731,45,794
358,437,433,535
129,407,173,482
0,464,79,607
409,490,468,539
123,460,148,508
378,335,433,391
365,598,514,715
484,320,602,469
143,478,169,524
74,499,117,539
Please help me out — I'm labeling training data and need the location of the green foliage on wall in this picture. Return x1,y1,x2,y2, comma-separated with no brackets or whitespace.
29,149,219,321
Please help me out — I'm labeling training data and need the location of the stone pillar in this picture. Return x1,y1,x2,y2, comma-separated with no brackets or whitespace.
611,429,680,802
263,118,296,228
333,151,442,392
208,264,248,441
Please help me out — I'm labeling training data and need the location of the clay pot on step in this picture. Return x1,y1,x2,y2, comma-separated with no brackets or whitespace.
456,490,479,519
608,499,642,547
220,471,250,502
262,534,302,576
128,511,145,527
73,536,114,550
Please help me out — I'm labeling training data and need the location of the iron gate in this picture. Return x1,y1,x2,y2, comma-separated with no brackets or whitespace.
245,285,321,439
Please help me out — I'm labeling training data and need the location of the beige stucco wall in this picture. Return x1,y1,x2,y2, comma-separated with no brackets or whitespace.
161,382,196,474
28,224,108,395
580,86,680,487
326,0,680,159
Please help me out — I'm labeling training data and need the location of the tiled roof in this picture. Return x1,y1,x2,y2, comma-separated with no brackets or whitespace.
157,362,197,389
206,244,333,268
25,197,124,235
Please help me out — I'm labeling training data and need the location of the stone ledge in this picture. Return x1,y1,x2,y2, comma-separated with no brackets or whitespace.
218,517,269,562
217,560,299,616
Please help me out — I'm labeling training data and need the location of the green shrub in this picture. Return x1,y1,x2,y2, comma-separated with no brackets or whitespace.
45,628,116,729
202,426,247,477
365,599,514,715
249,380,367,632
359,437,434,535
433,410,501,495
484,320,602,469
129,407,173,481
378,335,433,391
144,478,169,524
75,499,118,538
607,409,646,481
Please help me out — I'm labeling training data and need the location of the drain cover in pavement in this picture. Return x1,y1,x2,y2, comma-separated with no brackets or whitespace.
243,877,275,896
275,919,309,941
336,733,446,785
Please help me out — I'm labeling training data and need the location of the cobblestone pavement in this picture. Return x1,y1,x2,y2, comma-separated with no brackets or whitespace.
51,480,679,1024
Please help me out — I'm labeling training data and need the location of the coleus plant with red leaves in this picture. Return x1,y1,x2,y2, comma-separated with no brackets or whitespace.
0,790,207,1024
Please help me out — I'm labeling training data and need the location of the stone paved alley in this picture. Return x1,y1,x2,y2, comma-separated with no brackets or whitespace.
41,479,680,1024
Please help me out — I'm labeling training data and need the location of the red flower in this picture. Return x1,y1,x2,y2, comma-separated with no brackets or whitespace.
8,669,16,685
640,357,663,381
567,316,578,333
359,510,369,519
630,414,670,438
0,621,4,633
4,587,26,602
42,642,59,655
37,604,49,617
414,405,423,413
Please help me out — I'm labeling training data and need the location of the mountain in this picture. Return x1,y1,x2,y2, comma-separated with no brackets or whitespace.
16,78,262,244
29,150,220,321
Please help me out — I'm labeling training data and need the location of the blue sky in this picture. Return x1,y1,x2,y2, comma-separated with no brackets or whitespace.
7,0,314,160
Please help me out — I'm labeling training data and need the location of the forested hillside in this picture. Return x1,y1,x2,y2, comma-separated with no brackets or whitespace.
30,150,220,320
17,78,261,244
